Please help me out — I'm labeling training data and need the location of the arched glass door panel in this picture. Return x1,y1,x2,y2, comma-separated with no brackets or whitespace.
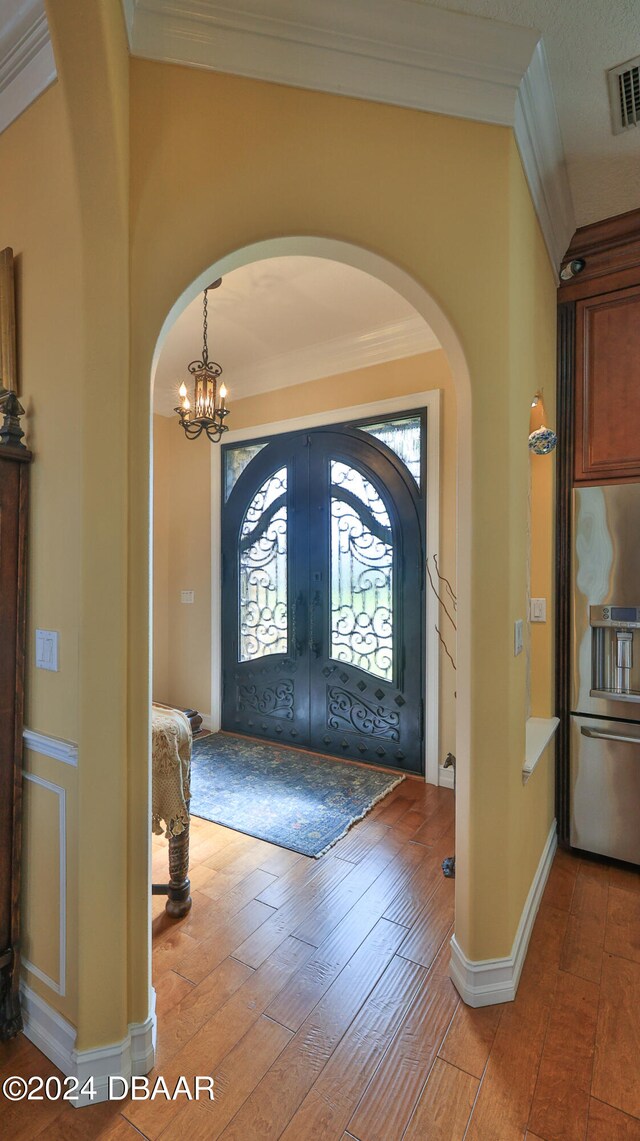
330,460,393,681
222,420,425,773
239,466,288,661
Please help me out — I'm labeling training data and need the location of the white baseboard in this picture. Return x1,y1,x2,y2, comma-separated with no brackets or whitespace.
19,984,76,1074
20,984,157,1107
438,764,455,789
449,819,557,1007
200,713,213,732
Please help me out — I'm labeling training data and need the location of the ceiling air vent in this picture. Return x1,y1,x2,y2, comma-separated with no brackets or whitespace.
608,57,640,134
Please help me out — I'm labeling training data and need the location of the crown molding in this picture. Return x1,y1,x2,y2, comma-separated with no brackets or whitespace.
127,0,538,124
514,41,575,272
155,314,440,415
126,0,575,271
0,2,56,136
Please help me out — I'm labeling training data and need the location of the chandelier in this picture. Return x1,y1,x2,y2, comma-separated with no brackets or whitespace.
175,277,230,442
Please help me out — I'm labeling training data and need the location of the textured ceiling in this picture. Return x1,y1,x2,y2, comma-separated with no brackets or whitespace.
153,257,439,415
424,0,640,226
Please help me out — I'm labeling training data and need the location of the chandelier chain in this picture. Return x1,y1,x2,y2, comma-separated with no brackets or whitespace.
202,288,209,364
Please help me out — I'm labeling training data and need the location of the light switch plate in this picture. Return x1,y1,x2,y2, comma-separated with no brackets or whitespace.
530,597,547,622
36,629,59,671
514,619,524,656
181,590,195,604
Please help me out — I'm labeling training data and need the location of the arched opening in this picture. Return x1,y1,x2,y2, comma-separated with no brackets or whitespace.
148,237,473,1045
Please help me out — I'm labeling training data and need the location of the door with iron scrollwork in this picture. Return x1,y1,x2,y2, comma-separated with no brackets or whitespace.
221,415,425,773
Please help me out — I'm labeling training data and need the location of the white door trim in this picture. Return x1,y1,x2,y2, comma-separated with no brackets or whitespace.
211,388,441,784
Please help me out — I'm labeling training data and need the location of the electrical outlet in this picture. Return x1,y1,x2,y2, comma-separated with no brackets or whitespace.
530,597,547,622
181,590,195,604
514,619,524,656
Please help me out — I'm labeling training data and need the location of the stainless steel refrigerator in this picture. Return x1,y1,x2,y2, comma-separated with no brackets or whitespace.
571,484,640,865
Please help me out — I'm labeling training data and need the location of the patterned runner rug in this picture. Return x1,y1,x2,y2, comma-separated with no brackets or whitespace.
189,732,405,857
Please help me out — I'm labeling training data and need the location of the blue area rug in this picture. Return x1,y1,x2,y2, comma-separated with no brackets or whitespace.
189,733,405,858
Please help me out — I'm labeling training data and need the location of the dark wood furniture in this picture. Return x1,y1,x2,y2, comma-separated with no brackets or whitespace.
150,702,203,914
151,815,192,919
183,708,203,737
0,444,31,1039
556,207,640,844
151,704,193,918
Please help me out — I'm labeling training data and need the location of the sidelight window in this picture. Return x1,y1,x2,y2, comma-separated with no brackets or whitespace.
359,414,422,486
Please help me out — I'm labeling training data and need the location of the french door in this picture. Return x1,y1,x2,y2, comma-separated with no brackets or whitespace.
221,417,426,773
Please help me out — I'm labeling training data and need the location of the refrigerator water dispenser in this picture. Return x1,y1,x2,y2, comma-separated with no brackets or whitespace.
590,605,640,702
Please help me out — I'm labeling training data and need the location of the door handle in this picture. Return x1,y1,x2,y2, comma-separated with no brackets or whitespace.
310,590,321,659
581,726,640,746
292,591,307,658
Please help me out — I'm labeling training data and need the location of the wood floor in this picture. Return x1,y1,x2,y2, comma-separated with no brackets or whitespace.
3,776,640,1140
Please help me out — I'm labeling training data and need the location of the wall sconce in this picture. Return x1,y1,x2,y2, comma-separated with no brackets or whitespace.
528,391,557,455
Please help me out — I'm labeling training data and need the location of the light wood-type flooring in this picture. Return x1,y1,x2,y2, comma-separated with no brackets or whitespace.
3,775,640,1139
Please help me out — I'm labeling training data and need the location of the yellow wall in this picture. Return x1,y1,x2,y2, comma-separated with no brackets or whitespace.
153,412,212,715
131,55,557,971
46,0,136,1051
0,78,82,1024
530,394,556,720
0,84,82,743
504,140,557,946
153,350,459,762
2,1,136,1045
1,14,557,1060
153,414,171,703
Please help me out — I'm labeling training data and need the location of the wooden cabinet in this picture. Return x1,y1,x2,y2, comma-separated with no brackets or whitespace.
574,284,640,483
556,207,640,846
0,445,30,1040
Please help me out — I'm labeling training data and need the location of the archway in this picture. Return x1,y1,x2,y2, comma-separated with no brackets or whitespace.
149,235,473,990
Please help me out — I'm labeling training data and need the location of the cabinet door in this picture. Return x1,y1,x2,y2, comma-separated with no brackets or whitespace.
574,285,640,483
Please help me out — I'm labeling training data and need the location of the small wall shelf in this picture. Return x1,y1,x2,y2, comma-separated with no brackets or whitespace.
523,716,560,784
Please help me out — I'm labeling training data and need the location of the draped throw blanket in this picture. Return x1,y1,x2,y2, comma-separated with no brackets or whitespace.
151,704,192,838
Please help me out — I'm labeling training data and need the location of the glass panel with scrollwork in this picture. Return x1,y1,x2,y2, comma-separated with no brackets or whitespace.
224,441,268,500
239,466,288,661
330,460,393,681
360,414,422,487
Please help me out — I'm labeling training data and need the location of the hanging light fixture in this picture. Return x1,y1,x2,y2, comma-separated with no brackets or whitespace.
175,277,230,442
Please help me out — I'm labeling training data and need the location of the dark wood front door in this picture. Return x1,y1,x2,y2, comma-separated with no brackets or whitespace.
221,417,425,773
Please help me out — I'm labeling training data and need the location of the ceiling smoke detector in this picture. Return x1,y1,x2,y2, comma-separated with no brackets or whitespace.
608,57,640,134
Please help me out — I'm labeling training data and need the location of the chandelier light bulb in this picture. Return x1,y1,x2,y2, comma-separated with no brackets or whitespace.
179,382,187,399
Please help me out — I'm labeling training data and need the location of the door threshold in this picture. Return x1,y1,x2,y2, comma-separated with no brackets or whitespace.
216,727,424,780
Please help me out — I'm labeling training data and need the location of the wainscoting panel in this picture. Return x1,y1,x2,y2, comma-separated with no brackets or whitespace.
21,772,66,996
